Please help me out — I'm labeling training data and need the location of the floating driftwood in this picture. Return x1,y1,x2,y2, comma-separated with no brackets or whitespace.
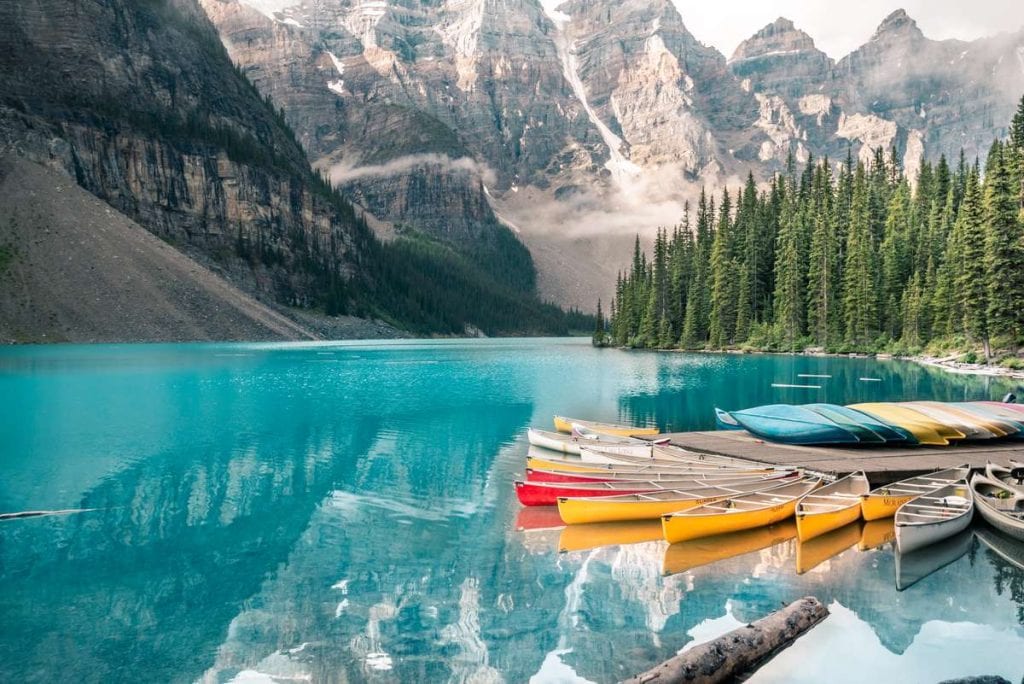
621,596,828,684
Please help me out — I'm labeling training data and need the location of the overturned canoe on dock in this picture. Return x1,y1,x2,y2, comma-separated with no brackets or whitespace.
723,405,860,445
849,403,965,446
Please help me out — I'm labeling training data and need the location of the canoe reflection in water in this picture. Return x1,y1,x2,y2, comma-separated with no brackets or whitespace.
796,521,863,575
895,529,975,591
558,520,664,553
858,518,897,551
662,520,798,575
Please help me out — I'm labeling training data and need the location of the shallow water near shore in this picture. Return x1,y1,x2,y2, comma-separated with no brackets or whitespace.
1,338,1023,683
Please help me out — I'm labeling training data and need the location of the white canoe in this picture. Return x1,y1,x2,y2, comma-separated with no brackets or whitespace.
985,461,1024,495
578,444,754,468
578,446,760,470
894,481,974,553
971,473,1024,542
526,428,642,455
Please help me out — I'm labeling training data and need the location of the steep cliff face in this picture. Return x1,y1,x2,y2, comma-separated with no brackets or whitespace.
834,10,1024,167
199,0,1024,311
730,18,833,98
0,0,370,313
201,0,580,248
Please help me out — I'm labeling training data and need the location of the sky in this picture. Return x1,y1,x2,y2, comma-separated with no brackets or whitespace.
242,0,1024,60
671,0,1024,59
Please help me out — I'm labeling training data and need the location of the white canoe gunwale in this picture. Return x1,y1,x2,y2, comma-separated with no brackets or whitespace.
561,474,802,506
797,471,870,515
894,481,974,554
985,461,1024,495
971,473,1024,541
664,478,822,519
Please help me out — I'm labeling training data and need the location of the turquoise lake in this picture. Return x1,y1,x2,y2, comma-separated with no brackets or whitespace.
1,337,1023,683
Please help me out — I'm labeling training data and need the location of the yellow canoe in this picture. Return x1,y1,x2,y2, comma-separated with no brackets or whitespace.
796,520,862,574
661,478,821,544
795,471,869,541
858,518,896,550
859,466,971,521
662,520,797,575
903,402,1003,439
557,474,800,525
558,520,664,553
848,403,965,445
553,415,660,437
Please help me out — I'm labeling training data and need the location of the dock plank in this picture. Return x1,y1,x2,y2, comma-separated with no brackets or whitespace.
657,430,1024,485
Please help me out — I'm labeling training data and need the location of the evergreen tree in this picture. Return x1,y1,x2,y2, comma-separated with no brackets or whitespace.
806,161,838,348
879,181,912,338
708,190,736,347
956,169,991,358
773,181,805,350
984,145,1024,342
592,299,606,346
842,163,879,347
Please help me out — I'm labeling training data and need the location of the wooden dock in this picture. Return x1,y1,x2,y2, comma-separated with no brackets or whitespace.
659,430,1024,485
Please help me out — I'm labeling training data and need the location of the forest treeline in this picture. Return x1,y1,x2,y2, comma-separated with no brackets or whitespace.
597,97,1024,363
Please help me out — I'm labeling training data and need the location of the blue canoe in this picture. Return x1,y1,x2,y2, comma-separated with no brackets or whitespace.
724,404,862,445
805,403,917,444
803,404,886,444
715,407,743,430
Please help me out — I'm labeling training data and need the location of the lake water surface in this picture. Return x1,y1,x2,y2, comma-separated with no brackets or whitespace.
1,338,1023,683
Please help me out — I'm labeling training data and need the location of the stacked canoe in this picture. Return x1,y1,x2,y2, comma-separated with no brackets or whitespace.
516,413,1024,558
716,401,1024,447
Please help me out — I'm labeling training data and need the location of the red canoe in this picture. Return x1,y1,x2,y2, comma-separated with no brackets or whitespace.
514,472,793,507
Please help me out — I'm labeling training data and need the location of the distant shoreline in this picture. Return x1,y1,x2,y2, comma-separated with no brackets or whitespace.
609,344,1024,382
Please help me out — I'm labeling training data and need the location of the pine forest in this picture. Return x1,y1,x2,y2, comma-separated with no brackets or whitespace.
597,96,1024,365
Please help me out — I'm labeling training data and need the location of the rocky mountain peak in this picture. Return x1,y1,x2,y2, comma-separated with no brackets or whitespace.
731,16,824,62
871,9,923,41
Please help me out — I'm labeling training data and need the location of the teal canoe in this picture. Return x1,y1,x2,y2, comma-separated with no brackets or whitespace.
803,404,886,444
726,404,861,445
806,404,917,444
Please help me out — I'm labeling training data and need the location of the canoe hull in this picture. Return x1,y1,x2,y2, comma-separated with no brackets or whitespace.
861,493,917,521
662,498,800,544
975,495,1024,541
729,405,858,445
796,502,862,542
516,481,659,507
527,429,580,454
896,512,972,554
558,493,726,525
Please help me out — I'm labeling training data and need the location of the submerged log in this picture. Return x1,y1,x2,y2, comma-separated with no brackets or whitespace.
621,596,829,684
